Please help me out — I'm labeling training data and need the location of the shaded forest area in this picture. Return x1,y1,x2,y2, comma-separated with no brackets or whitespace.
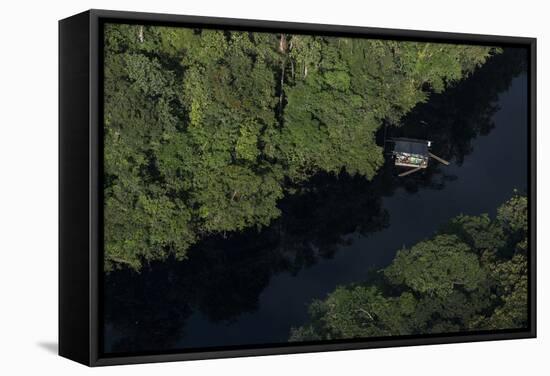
104,23,499,270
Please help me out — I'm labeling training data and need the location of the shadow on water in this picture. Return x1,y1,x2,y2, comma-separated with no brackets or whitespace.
104,47,528,354
105,174,389,352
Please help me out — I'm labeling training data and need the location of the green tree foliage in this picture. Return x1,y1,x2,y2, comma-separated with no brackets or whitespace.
289,287,419,339
384,235,486,298
104,23,498,271
475,253,527,330
441,214,506,253
290,194,528,341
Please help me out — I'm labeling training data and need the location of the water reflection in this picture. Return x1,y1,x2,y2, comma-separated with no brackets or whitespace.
103,47,528,354
104,173,389,352
379,47,527,194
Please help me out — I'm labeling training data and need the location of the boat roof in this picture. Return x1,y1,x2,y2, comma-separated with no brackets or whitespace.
393,138,429,156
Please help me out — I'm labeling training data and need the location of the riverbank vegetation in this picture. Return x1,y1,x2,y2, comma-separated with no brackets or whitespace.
104,23,499,271
289,193,528,340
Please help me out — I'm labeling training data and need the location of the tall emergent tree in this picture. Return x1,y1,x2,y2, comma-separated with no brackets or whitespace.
104,23,499,270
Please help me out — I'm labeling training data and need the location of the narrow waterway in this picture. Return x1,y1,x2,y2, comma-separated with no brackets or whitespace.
103,48,528,355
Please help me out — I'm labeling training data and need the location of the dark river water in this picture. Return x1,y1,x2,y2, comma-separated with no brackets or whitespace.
103,47,528,355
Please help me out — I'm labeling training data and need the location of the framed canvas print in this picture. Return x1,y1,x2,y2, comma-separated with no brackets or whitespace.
59,9,536,366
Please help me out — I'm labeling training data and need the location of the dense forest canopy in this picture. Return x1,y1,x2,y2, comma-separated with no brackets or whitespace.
103,23,499,271
289,193,528,340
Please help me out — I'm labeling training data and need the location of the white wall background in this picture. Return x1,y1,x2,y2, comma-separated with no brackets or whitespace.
0,0,547,373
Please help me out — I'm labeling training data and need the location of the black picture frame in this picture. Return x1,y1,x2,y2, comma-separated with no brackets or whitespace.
59,9,537,367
